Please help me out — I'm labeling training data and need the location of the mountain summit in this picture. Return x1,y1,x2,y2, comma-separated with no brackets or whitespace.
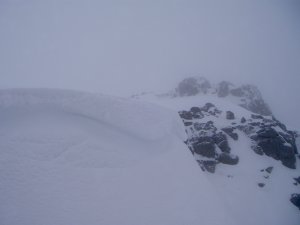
174,76,272,116
133,76,300,215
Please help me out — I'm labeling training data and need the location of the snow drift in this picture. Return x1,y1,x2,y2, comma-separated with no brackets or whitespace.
0,88,236,225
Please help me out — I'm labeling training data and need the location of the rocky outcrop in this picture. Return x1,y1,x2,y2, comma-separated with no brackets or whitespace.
174,77,272,116
179,103,239,172
179,103,298,172
176,77,211,96
290,194,300,210
230,85,272,116
251,127,296,169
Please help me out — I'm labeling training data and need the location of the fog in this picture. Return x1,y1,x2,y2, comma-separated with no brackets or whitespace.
1,0,300,128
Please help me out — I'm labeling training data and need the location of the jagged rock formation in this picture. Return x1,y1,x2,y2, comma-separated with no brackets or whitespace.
132,76,300,212
291,194,300,210
174,77,272,116
179,103,298,172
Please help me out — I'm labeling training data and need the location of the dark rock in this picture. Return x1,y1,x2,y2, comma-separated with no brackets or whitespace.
179,110,193,120
192,137,216,158
213,132,231,153
241,117,246,123
218,81,232,97
226,111,235,120
255,129,291,161
190,107,204,119
193,121,216,132
251,145,264,155
184,121,193,126
176,77,199,96
257,128,278,138
257,139,280,159
294,177,300,185
266,166,273,174
190,106,201,113
290,194,300,210
257,137,296,169
218,153,239,165
230,87,244,97
222,127,239,140
258,183,265,188
201,160,217,173
236,85,272,116
176,77,211,96
251,114,264,120
238,125,255,135
201,103,215,112
249,122,261,127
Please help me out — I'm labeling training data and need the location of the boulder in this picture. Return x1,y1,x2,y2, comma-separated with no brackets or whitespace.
241,117,246,123
179,110,193,120
192,137,216,158
218,153,239,165
226,111,235,120
201,103,215,112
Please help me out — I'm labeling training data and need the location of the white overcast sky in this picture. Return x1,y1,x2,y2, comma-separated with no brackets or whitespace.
0,0,300,128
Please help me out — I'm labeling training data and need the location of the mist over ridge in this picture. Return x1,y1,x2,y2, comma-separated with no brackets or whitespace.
0,0,299,128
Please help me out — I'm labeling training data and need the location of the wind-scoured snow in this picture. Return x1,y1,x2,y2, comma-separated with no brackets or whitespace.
0,89,237,225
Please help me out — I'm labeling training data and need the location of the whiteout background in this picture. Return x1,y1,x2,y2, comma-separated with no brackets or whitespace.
1,0,300,127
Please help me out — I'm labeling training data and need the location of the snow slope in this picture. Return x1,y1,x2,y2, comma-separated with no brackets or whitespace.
133,93,300,225
0,89,236,225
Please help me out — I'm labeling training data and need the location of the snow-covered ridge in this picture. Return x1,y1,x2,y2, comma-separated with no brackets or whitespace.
132,76,272,116
0,88,185,141
1,88,242,225
131,78,300,221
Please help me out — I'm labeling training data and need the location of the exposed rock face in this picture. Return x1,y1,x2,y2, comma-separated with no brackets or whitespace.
231,85,272,116
251,128,296,169
290,194,300,210
179,103,239,172
218,153,239,165
217,81,233,97
179,103,298,172
174,77,272,116
158,77,299,211
176,77,211,96
222,127,239,140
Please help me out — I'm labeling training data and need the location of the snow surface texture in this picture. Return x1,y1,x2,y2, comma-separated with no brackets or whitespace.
0,89,237,225
133,87,300,224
